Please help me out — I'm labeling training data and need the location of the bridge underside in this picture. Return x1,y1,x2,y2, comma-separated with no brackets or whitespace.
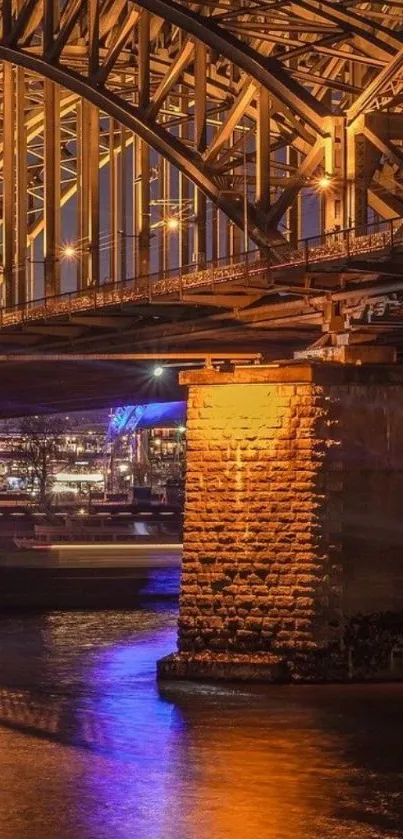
0,359,185,417
2,241,403,415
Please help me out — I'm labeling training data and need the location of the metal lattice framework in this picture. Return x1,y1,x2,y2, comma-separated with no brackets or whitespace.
0,0,403,335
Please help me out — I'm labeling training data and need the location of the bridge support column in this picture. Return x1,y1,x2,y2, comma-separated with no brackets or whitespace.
158,362,403,682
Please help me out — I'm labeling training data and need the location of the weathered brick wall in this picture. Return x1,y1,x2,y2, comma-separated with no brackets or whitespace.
329,383,403,618
179,368,343,657
158,363,403,681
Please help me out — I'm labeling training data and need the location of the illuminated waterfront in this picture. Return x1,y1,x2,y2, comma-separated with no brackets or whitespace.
0,591,402,838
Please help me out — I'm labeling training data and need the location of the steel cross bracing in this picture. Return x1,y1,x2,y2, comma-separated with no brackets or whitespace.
0,0,402,353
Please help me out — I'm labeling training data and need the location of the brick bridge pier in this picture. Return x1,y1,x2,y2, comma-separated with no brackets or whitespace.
158,361,403,682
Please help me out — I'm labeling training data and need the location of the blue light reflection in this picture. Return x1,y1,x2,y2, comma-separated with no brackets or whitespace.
80,624,187,838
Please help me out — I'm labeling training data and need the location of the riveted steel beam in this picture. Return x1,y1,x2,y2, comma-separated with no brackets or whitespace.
194,40,207,263
2,61,15,307
77,99,89,289
44,79,61,296
256,87,271,211
136,9,151,276
266,138,324,227
131,0,330,133
96,8,140,85
347,46,403,125
145,37,194,121
288,0,400,61
0,0,402,303
0,52,314,249
88,102,100,286
15,64,27,304
109,117,119,283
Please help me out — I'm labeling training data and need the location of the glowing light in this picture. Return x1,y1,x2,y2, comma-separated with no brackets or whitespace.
153,365,164,378
166,216,179,231
54,472,104,482
62,244,77,259
178,425,186,433
317,175,332,190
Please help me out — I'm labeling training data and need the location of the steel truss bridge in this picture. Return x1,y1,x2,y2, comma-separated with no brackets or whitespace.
0,0,403,359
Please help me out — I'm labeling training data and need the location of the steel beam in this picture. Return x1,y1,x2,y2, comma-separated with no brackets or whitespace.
146,38,194,121
109,118,119,283
44,78,60,296
2,61,15,308
120,124,127,283
15,65,27,304
322,117,346,233
0,0,402,305
194,40,207,264
179,75,190,269
347,127,380,230
288,0,399,61
256,86,271,211
348,47,403,125
136,10,151,276
88,102,100,286
133,0,330,132
287,146,300,247
266,138,323,227
77,99,89,289
0,46,274,250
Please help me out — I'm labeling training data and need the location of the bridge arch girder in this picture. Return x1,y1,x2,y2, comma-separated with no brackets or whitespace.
0,1,403,310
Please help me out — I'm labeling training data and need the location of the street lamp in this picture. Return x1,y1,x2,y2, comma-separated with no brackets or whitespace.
166,217,179,232
153,365,164,377
317,175,333,190
62,244,77,259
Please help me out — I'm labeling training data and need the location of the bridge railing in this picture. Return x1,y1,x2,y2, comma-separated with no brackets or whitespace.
0,249,268,328
0,216,402,329
265,215,403,270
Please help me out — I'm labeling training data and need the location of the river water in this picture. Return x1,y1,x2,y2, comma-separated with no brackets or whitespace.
0,580,402,838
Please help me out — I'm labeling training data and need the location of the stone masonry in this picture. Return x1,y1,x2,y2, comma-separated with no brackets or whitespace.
158,362,403,682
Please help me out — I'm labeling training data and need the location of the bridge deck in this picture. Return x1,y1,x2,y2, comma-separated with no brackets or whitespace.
1,218,401,331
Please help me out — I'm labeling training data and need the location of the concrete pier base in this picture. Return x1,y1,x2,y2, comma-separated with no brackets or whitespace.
158,652,288,682
159,362,403,682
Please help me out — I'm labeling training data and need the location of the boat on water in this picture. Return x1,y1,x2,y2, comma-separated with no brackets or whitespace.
9,509,183,568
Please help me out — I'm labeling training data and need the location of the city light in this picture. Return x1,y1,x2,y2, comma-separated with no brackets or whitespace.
317,175,332,190
178,426,186,433
153,365,164,377
166,216,179,231
61,244,77,259
54,472,104,482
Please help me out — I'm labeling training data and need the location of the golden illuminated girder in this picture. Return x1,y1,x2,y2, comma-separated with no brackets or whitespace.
0,1,401,306
322,116,346,233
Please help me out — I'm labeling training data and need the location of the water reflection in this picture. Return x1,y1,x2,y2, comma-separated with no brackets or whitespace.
0,606,402,838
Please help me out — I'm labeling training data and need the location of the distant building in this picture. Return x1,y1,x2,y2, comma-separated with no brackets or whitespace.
0,402,186,504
